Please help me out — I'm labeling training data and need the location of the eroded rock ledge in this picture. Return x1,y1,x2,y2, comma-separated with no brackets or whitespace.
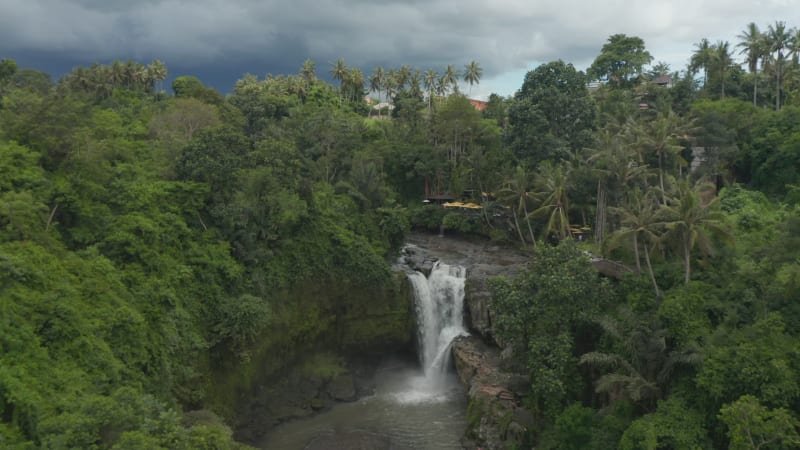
453,336,533,450
405,232,532,449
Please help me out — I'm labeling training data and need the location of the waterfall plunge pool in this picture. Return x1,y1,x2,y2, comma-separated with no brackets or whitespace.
259,354,466,450
260,257,469,450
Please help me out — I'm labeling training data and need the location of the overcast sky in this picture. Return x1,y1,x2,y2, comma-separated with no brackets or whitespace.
0,0,797,99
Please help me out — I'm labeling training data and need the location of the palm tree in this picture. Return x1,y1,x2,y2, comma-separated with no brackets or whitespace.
408,69,423,98
635,108,694,205
498,166,537,246
442,64,459,95
369,66,385,117
329,58,347,95
659,180,731,284
147,59,168,94
396,64,411,91
347,67,365,102
423,69,438,111
530,161,572,241
463,61,482,95
109,60,125,88
607,188,662,297
711,41,734,98
737,22,765,106
300,59,316,85
384,69,398,105
580,309,703,411
648,61,671,80
767,21,792,110
690,38,713,87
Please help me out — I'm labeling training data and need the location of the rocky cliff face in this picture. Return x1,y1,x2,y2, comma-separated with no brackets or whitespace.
453,336,534,450
404,233,528,340
211,271,416,444
404,233,532,449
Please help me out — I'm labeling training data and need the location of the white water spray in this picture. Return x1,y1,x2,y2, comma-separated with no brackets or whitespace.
407,261,469,386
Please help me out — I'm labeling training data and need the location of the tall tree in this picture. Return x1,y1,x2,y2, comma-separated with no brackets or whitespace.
147,59,168,93
423,69,438,112
506,60,595,166
634,108,694,204
329,58,347,94
711,41,735,99
589,34,653,88
689,38,714,88
659,180,731,284
608,188,662,297
531,161,573,240
498,165,537,246
442,64,459,95
463,60,483,95
737,22,766,106
766,21,793,110
300,59,317,85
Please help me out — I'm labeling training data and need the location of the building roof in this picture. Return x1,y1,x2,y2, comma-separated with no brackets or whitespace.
469,99,488,111
653,75,673,86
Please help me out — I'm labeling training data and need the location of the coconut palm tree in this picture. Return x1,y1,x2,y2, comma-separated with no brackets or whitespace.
369,66,385,117
463,60,482,95
580,308,703,411
635,108,695,205
690,38,713,87
347,67,365,102
442,64,459,95
737,22,766,106
659,180,731,284
711,41,734,98
147,59,168,94
408,69,423,99
423,69,438,112
300,59,316,85
607,187,662,297
329,58,347,95
767,21,792,110
396,64,411,91
530,161,572,241
498,165,537,246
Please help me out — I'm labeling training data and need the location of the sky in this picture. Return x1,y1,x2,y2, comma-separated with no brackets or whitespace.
0,0,797,99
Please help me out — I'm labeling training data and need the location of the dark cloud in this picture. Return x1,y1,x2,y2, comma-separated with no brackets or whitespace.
0,0,794,95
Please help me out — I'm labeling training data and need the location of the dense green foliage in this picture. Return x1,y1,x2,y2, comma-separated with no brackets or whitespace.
3,18,800,449
485,20,800,449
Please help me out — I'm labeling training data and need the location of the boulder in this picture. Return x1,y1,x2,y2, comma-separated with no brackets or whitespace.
327,373,356,402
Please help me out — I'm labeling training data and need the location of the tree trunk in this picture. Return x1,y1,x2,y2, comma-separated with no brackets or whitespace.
512,208,526,246
595,181,607,245
643,241,660,298
45,204,58,232
633,233,642,273
753,72,758,106
658,152,666,205
522,201,536,247
683,236,691,284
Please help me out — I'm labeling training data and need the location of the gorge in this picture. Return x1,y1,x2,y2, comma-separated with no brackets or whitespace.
240,234,530,449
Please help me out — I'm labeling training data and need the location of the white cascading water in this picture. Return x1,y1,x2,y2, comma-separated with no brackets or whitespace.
407,261,469,386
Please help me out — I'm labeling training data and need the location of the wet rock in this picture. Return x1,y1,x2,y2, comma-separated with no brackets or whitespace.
327,373,356,401
452,335,529,450
404,232,529,342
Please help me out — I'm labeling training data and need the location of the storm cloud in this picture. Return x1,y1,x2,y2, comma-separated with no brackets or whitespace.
0,0,795,95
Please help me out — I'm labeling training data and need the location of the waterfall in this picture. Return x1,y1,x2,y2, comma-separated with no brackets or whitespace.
407,261,469,384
